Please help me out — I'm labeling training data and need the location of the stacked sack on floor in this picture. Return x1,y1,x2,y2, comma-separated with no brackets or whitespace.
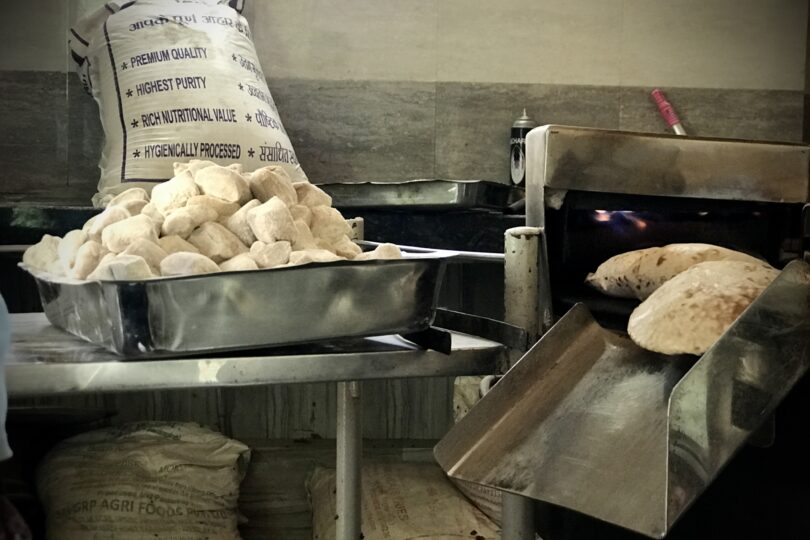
37,422,250,540
23,161,401,281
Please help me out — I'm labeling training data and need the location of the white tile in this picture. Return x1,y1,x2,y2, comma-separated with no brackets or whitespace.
252,0,438,82
620,0,808,90
436,0,624,85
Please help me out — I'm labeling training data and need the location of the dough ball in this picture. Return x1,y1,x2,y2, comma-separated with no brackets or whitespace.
289,204,313,227
249,241,292,269
140,203,165,234
160,252,220,277
87,206,131,242
354,243,402,261
333,236,362,259
70,241,106,280
23,234,61,272
310,206,351,243
118,199,148,215
292,220,319,251
288,249,344,266
173,162,190,176
108,187,149,208
162,205,218,239
158,235,201,255
194,165,251,205
57,230,88,274
151,171,200,213
247,197,297,244
294,183,332,208
187,222,248,263
248,165,298,206
186,195,241,218
220,253,260,272
122,239,168,273
224,199,261,246
101,215,159,253
187,159,216,176
88,254,156,281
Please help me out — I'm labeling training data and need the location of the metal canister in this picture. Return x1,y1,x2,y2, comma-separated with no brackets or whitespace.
510,109,537,187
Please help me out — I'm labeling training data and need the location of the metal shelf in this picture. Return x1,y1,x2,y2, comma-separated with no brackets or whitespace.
7,313,505,396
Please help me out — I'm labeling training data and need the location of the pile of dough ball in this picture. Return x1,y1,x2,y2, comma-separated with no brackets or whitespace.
23,161,402,281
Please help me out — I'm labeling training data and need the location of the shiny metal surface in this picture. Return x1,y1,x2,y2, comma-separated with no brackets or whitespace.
7,313,506,396
319,180,518,209
336,381,362,540
24,255,447,357
525,125,809,223
435,260,810,538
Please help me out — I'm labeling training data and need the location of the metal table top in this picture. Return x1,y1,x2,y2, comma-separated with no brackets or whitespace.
7,313,505,397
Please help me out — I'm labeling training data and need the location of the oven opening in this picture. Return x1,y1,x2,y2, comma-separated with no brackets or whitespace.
545,191,803,330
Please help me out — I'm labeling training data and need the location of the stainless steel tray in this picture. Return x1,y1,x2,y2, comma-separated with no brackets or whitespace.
23,254,447,358
318,180,519,209
436,260,810,538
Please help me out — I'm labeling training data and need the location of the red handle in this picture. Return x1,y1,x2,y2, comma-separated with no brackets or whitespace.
650,88,682,127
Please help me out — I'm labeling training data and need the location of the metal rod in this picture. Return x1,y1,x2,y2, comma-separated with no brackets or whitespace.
336,381,362,540
502,492,535,540
504,226,552,347
502,226,550,540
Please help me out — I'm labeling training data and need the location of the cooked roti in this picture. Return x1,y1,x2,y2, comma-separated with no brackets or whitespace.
628,260,779,355
586,243,763,300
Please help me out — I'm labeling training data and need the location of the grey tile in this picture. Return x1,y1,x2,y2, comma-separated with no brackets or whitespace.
619,87,804,142
0,71,70,201
253,0,437,82
804,93,810,143
437,0,623,85
435,82,621,182
621,0,806,91
0,0,69,72
268,78,437,182
67,77,103,197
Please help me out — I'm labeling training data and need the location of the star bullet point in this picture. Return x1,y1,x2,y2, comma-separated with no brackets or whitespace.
245,113,252,122
238,83,244,91
231,53,237,61
130,119,139,128
132,149,141,158
121,62,128,70
125,89,133,98
247,148,255,158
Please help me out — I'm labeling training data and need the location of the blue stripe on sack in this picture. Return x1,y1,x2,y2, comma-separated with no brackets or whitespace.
70,50,86,66
103,21,129,181
70,28,90,47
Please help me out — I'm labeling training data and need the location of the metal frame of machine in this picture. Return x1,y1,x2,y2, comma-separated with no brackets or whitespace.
436,126,810,539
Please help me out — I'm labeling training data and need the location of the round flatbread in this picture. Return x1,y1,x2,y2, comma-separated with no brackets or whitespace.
628,260,779,355
586,243,763,300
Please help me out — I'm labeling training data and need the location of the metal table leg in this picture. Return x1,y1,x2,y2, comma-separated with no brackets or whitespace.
336,380,362,540
502,493,535,539
337,218,365,539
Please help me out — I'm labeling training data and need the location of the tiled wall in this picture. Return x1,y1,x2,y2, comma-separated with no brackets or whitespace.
0,0,807,204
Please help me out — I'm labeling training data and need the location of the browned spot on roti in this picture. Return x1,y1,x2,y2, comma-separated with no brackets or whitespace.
657,255,666,266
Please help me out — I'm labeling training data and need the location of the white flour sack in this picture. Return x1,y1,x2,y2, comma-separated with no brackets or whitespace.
70,0,307,206
36,422,251,539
